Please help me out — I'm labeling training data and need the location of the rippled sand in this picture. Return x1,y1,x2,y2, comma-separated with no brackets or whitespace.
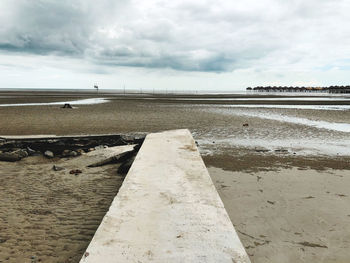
0,153,125,263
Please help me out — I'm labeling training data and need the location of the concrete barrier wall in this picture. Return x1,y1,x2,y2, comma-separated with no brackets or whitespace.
80,129,250,263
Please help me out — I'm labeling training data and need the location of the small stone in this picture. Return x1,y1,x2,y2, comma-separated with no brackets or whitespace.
0,152,22,162
26,147,36,155
61,103,73,109
69,151,78,157
255,148,269,153
69,169,82,175
94,145,105,150
13,149,28,158
274,149,288,153
76,149,85,155
62,150,71,157
52,165,65,171
44,150,54,158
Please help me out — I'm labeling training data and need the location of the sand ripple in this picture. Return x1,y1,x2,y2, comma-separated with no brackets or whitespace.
0,155,124,263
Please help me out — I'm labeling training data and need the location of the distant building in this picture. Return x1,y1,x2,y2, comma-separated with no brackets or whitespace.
247,86,350,93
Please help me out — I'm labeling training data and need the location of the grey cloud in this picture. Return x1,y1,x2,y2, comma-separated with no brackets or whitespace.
0,0,350,72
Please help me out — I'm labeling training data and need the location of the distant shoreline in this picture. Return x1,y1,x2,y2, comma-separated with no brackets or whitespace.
1,90,349,107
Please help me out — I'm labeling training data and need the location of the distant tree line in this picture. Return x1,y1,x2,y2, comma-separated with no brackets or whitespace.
246,86,350,93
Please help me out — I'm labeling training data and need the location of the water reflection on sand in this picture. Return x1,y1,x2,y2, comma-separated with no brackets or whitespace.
0,98,109,107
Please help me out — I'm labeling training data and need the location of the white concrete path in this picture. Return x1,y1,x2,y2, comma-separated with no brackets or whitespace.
80,129,250,263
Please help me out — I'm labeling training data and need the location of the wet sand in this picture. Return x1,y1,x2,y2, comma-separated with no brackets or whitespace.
0,148,128,263
0,92,350,262
209,167,350,263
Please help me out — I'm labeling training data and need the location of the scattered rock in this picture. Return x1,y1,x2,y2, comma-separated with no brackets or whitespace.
61,150,71,157
0,152,22,162
61,103,73,109
52,165,65,171
69,169,82,175
255,148,270,153
44,150,54,158
76,149,85,155
26,147,37,156
275,149,288,153
61,150,79,157
13,149,28,158
69,151,78,157
94,145,107,150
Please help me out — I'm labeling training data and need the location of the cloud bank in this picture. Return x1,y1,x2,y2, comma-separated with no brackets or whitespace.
0,0,350,74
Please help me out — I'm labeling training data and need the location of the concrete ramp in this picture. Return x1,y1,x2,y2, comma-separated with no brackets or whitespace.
80,129,250,263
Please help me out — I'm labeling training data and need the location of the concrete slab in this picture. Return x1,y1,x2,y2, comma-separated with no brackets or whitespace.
86,145,135,159
80,129,250,263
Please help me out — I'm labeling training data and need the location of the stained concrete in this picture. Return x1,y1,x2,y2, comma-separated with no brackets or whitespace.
80,129,250,263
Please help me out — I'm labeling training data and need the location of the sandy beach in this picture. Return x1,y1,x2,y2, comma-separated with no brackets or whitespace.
0,150,128,263
0,91,350,262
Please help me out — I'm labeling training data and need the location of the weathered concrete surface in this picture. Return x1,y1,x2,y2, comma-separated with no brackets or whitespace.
86,144,135,159
80,129,250,263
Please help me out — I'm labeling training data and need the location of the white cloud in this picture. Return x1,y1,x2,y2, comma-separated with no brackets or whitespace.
0,0,350,89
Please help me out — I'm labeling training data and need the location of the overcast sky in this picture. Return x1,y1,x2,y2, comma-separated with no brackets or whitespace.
1,0,350,91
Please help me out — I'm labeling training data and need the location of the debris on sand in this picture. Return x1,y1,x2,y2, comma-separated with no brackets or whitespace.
61,103,73,109
274,149,289,153
69,169,82,175
52,165,65,171
255,148,270,153
0,134,145,162
303,196,315,199
297,241,328,248
0,149,28,162
62,150,79,157
44,150,54,158
88,146,138,168
336,194,347,197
